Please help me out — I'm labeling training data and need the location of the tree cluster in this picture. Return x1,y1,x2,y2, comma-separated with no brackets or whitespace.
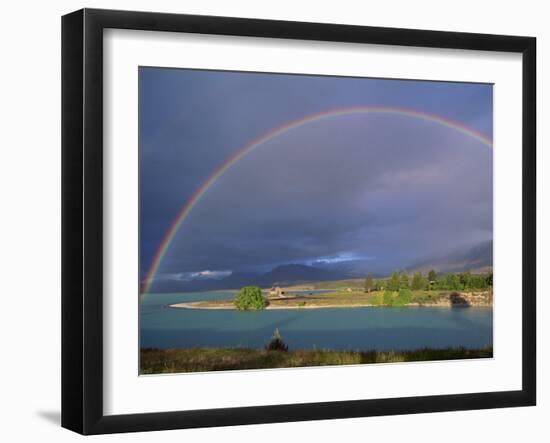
432,270,493,291
364,269,493,292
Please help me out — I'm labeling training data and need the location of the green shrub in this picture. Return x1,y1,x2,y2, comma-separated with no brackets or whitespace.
395,288,413,306
383,290,395,306
234,286,267,310
266,328,288,351
369,293,384,305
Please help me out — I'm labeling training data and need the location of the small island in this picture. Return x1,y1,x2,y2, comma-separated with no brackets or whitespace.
169,270,493,311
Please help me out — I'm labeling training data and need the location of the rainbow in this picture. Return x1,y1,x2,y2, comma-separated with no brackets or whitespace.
141,106,493,294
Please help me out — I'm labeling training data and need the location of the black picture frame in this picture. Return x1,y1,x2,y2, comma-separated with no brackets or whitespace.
62,8,536,435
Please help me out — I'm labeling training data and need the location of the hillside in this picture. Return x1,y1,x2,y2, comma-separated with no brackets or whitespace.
148,264,350,293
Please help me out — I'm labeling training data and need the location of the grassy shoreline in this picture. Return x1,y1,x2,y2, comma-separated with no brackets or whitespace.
169,289,493,310
140,346,493,374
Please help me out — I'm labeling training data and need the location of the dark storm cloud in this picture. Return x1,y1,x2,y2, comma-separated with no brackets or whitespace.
139,68,492,281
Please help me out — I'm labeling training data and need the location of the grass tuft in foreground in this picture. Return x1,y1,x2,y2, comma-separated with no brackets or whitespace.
140,346,493,374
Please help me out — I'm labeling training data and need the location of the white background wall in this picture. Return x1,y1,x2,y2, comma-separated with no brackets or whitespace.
0,1,546,442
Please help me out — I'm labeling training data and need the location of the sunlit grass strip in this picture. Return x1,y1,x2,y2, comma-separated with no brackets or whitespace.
140,346,493,374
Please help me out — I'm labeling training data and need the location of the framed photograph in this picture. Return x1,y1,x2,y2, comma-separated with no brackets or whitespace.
62,8,536,434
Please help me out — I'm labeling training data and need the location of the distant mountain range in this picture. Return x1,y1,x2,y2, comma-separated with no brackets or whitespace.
407,240,493,274
148,240,493,293
149,264,349,293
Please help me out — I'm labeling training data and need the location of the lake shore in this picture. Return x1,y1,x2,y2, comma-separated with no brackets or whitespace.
168,289,492,310
140,346,493,374
169,301,380,310
168,301,490,310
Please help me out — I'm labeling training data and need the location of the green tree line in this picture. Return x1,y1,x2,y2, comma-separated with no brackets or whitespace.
365,269,493,293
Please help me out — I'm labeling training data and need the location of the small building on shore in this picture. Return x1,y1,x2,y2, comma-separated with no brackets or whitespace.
269,286,285,297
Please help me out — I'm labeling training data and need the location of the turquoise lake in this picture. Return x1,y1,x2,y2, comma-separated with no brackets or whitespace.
140,291,493,351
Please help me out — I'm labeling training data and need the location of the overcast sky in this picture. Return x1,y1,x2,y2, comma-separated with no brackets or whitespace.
139,67,492,284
